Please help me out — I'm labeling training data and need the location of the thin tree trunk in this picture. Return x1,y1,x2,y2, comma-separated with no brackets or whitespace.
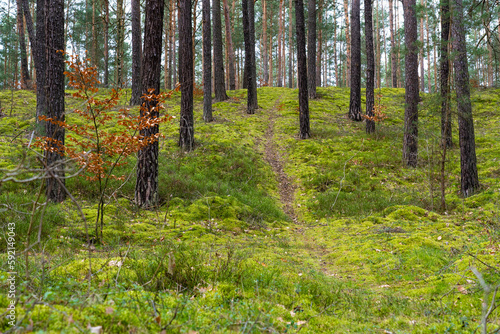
103,0,109,87
375,0,381,88
213,0,228,101
440,0,452,148
16,0,31,89
178,0,194,150
419,0,425,91
288,0,293,88
426,8,431,92
135,0,164,207
277,0,284,87
130,0,142,105
223,0,236,89
45,0,65,202
366,0,375,133
402,0,419,167
116,0,124,87
203,0,212,121
451,0,479,197
333,1,338,86
344,0,351,86
295,0,310,139
307,0,316,98
348,0,362,121
316,0,323,87
91,0,96,66
242,0,258,113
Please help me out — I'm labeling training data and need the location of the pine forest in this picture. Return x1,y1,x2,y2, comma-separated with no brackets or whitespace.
0,0,499,332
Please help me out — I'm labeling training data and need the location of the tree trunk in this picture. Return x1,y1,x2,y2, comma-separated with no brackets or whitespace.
316,0,323,87
425,9,431,92
365,0,375,133
419,0,424,91
168,0,175,89
223,0,236,90
203,0,212,121
333,1,338,86
135,0,164,207
343,0,350,86
17,0,31,89
242,0,258,113
116,0,124,88
402,0,419,167
130,0,142,105
213,0,228,101
21,0,45,123
440,0,451,148
307,0,316,98
45,0,66,202
348,0,362,121
178,0,194,150
103,0,109,87
389,0,397,87
288,0,293,88
451,0,480,197
295,0,310,139
262,0,269,85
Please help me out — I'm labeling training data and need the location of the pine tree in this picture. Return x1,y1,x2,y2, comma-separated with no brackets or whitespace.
295,0,310,139
213,0,228,101
451,0,480,197
365,0,375,133
135,0,164,207
307,0,316,99
402,0,419,167
348,0,362,121
203,0,213,122
45,0,66,202
130,0,142,106
179,0,194,150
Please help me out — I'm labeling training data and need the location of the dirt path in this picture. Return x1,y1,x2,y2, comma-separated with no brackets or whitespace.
263,97,298,223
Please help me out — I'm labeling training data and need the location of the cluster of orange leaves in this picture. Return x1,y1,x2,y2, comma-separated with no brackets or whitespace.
363,93,388,123
35,53,173,181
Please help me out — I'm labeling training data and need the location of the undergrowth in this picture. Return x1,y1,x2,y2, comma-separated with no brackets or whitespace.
0,86,499,333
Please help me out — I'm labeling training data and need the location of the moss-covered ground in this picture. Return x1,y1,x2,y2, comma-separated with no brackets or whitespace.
0,86,499,333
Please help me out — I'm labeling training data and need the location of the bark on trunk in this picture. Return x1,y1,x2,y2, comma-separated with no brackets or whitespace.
203,0,213,121
440,0,452,148
103,0,109,87
451,0,480,197
288,0,293,88
179,0,194,150
316,0,323,87
263,0,269,85
45,0,66,202
402,0,419,167
307,0,316,98
116,0,124,88
389,0,397,87
21,0,45,123
130,0,142,105
242,0,258,113
223,0,236,90
343,0,351,86
213,0,228,101
295,0,310,139
135,0,164,207
17,0,31,89
348,0,362,121
365,0,375,133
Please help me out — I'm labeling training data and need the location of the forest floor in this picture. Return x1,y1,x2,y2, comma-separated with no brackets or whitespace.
0,86,499,333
